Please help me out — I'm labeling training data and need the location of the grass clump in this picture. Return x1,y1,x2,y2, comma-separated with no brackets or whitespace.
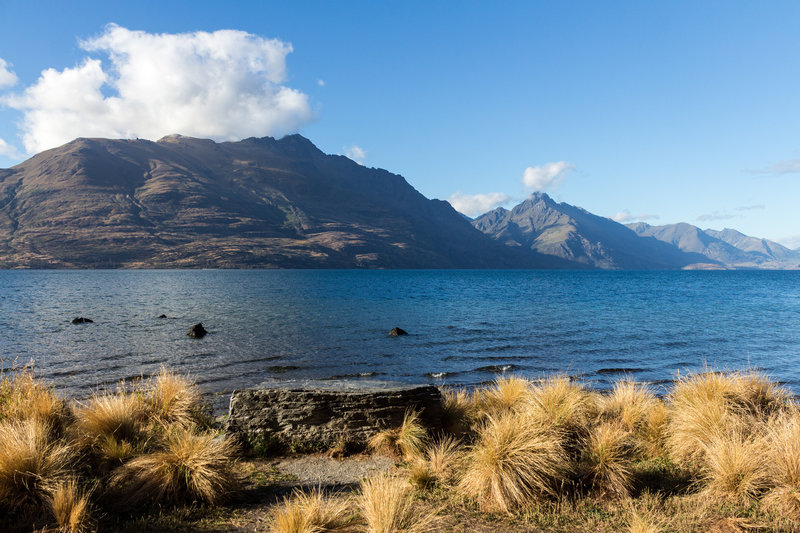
698,430,770,503
475,375,532,417
0,417,73,514
368,409,427,460
143,367,204,428
440,388,475,437
108,427,238,508
526,375,594,447
270,487,351,533
578,421,635,499
358,473,438,533
48,478,93,533
459,412,566,513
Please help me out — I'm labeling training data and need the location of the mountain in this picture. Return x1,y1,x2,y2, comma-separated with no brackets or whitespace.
628,223,800,269
472,193,709,269
0,135,571,269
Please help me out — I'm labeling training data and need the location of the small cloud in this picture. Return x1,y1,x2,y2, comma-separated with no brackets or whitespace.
759,159,800,174
344,145,366,164
0,138,23,159
0,24,313,154
777,235,800,250
611,209,660,223
522,161,575,191
734,204,765,211
447,191,511,217
696,211,737,222
0,58,18,88
317,79,325,86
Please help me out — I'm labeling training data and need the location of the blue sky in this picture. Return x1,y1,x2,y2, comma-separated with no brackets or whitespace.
1,1,799,245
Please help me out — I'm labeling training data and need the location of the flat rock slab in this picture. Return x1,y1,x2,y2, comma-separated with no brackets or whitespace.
226,380,443,447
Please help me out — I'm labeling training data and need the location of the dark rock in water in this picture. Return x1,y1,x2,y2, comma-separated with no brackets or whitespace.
188,323,207,338
388,327,408,337
158,314,167,319
226,380,443,448
71,317,93,324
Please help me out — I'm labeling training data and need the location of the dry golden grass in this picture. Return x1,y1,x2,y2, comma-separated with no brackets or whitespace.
270,487,351,533
459,412,566,512
358,473,438,533
440,388,475,436
368,409,427,460
761,411,800,520
638,400,668,458
108,428,238,508
143,367,202,428
699,430,770,503
0,417,73,511
74,389,145,446
0,368,71,435
579,421,635,499
600,380,656,432
526,375,594,442
626,493,667,533
475,375,532,417
49,478,93,533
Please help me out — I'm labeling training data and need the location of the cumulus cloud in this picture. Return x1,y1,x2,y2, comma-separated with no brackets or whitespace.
345,145,366,164
448,191,511,217
0,58,18,88
611,210,660,223
0,24,313,154
522,161,575,191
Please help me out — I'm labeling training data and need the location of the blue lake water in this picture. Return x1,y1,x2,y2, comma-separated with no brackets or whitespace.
1,270,799,407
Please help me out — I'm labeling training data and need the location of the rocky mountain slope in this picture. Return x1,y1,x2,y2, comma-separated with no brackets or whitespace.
629,223,800,269
0,135,570,269
472,193,709,269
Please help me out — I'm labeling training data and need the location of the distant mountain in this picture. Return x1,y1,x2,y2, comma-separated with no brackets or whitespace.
628,223,800,269
472,193,709,269
0,135,570,269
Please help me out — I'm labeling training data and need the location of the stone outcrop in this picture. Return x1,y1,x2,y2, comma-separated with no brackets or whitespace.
226,380,443,447
388,327,408,336
188,323,207,338
71,317,93,324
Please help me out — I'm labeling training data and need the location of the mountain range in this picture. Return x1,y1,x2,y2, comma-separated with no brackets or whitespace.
0,134,796,270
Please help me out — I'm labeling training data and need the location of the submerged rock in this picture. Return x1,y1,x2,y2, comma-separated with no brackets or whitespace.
388,327,408,336
158,314,168,319
71,317,93,324
187,323,207,338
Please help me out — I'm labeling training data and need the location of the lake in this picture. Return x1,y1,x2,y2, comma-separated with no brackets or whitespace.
1,270,799,408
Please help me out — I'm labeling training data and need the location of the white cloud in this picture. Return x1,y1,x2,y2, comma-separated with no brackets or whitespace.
0,24,313,154
345,145,366,164
0,58,18,88
0,138,23,160
522,161,575,191
611,209,660,223
763,159,800,174
696,211,737,222
317,79,325,86
734,203,765,211
448,191,511,217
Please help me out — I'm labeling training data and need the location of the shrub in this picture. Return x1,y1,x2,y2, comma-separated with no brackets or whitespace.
459,412,566,512
358,473,438,533
108,428,238,508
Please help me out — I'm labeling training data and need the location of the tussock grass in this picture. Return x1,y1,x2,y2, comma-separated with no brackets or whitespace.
358,473,438,533
368,409,427,460
0,368,71,435
409,435,463,489
600,380,656,432
698,430,770,503
49,478,93,533
108,428,238,508
0,417,73,512
526,375,594,446
626,493,667,533
638,400,669,458
459,412,566,512
74,388,145,445
440,388,475,436
761,412,800,520
270,487,351,533
475,375,532,417
143,367,203,428
579,421,635,499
